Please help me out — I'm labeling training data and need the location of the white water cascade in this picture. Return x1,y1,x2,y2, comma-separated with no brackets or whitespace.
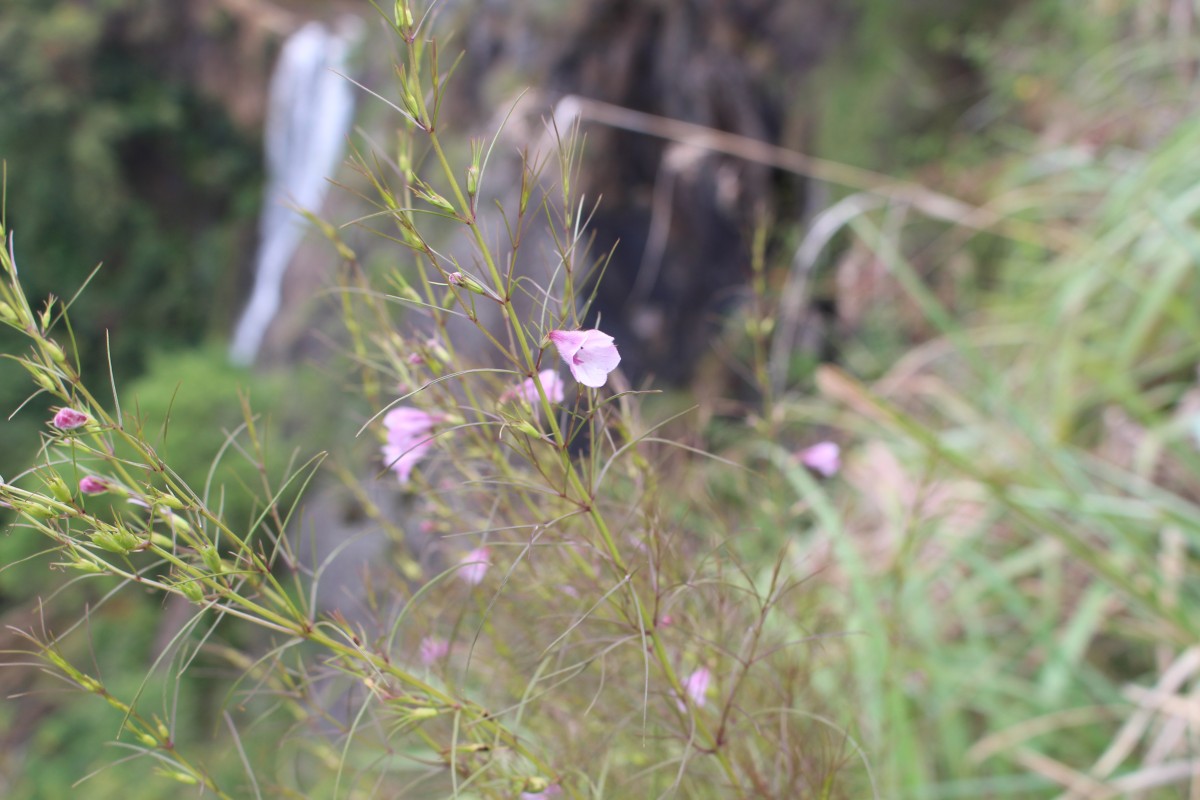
230,19,360,365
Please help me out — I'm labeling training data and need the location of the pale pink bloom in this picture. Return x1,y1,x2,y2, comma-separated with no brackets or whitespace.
458,547,490,585
381,407,440,484
52,407,90,430
798,441,840,477
521,787,562,799
506,369,565,404
418,636,449,665
78,476,109,495
682,667,711,708
548,329,620,388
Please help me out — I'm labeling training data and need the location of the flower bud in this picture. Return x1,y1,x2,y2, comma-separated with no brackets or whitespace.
52,407,90,430
509,419,542,438
45,473,72,503
394,0,414,29
402,89,423,125
43,339,67,365
33,370,58,393
90,527,140,554
408,706,440,721
447,271,488,296
172,572,205,603
155,491,185,510
199,545,223,574
65,559,104,573
419,187,455,213
158,770,199,786
0,301,17,323
20,501,56,520
79,476,109,496
465,165,479,198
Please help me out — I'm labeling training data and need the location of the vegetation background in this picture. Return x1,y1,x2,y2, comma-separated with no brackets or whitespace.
3,0,1200,797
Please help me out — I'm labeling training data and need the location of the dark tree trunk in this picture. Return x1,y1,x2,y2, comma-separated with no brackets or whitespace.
538,0,850,384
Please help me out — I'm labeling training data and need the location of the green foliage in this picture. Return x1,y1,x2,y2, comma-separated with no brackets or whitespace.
118,345,329,532
0,344,333,798
0,0,262,480
752,3,1200,796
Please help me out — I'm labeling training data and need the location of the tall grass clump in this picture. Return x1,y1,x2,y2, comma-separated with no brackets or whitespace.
745,5,1200,796
0,4,862,798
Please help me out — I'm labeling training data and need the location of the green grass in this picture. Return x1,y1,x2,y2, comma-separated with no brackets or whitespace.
724,6,1200,795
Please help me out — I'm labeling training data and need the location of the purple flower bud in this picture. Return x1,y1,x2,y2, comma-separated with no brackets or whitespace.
52,407,90,430
79,476,109,495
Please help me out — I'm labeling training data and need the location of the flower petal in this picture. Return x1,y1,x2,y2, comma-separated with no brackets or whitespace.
549,329,620,387
381,407,439,484
548,329,589,358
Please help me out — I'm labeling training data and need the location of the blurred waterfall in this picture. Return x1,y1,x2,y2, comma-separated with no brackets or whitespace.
230,19,359,365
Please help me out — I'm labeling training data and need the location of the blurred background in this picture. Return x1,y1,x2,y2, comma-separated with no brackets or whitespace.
4,0,1200,797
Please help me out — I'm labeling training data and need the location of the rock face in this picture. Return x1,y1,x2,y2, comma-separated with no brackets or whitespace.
535,0,851,384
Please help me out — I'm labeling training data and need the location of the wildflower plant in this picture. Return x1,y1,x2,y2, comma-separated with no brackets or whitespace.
0,3,857,798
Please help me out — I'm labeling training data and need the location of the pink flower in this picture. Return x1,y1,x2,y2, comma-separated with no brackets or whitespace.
506,369,565,404
548,329,620,388
52,407,90,430
418,636,449,665
79,476,109,495
381,407,440,484
458,547,490,585
797,441,840,478
682,667,711,708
